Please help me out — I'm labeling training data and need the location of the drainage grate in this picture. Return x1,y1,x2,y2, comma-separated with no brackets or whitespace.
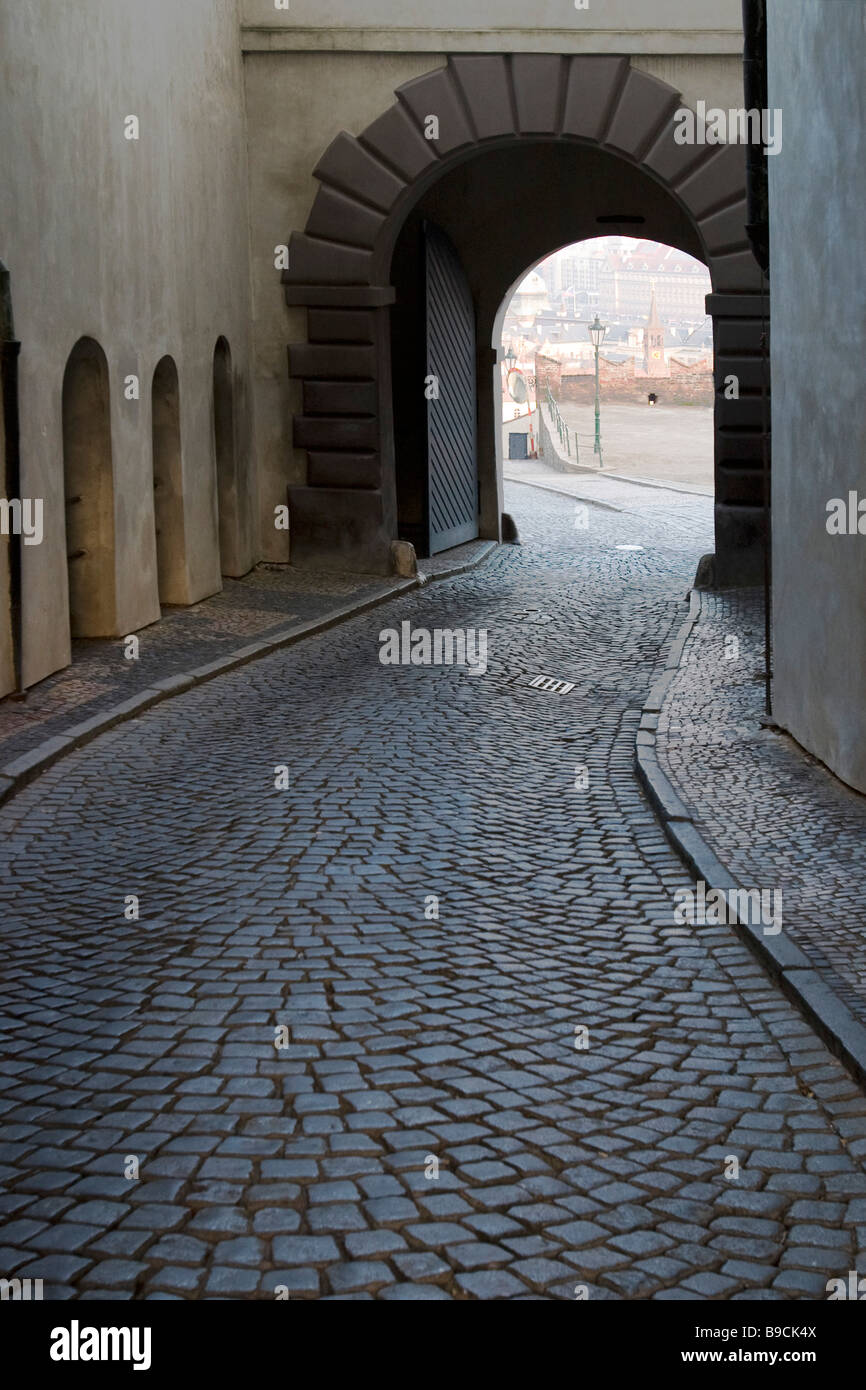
511,608,555,625
527,674,575,695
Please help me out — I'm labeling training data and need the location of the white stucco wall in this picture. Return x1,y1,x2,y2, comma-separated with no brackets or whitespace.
241,0,743,52
0,0,255,686
768,0,866,791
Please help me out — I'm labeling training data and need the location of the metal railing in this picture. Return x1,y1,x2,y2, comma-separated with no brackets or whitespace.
541,387,605,470
545,386,579,464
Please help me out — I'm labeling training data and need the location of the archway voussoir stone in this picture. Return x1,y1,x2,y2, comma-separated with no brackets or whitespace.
562,55,629,143
604,69,682,161
306,186,385,252
708,248,765,293
313,131,406,215
511,54,566,135
286,233,372,288
448,55,512,142
642,113,715,189
361,103,439,183
678,143,749,222
395,66,475,156
699,197,751,259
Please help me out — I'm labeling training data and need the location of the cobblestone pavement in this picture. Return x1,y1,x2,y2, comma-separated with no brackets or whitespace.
0,565,406,768
503,460,714,543
658,586,866,1027
2,481,866,1302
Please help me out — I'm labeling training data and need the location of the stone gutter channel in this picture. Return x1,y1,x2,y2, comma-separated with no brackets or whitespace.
636,589,866,1088
0,542,497,808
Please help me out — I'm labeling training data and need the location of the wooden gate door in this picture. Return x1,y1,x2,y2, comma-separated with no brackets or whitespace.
423,221,479,555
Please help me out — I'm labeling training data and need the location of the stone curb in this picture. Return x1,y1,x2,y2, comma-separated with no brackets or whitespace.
600,470,713,499
0,542,498,808
636,588,866,1089
503,475,625,514
417,539,498,584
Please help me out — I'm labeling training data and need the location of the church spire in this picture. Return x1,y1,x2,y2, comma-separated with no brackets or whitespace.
646,287,662,338
644,287,667,377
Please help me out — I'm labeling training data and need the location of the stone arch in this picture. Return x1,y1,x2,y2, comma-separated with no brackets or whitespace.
151,354,187,605
212,336,243,577
62,336,116,636
285,54,767,584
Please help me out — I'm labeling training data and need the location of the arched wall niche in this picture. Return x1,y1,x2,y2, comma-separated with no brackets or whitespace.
62,336,117,636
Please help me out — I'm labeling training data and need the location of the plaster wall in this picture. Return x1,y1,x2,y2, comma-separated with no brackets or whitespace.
240,0,743,53
768,0,866,791
0,0,255,686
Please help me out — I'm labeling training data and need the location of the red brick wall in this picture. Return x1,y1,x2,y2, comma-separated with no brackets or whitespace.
559,372,714,406
534,353,562,398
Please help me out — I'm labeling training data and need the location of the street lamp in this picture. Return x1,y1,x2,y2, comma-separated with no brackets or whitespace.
588,315,607,465
503,346,517,369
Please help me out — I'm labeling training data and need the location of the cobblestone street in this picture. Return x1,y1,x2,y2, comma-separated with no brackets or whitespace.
2,480,866,1301
658,587,866,1027
0,566,404,768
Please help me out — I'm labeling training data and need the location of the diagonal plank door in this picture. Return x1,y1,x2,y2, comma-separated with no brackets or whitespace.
424,221,479,555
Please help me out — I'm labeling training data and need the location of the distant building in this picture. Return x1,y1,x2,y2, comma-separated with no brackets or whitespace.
509,240,713,378
598,242,711,320
559,251,602,296
510,271,550,323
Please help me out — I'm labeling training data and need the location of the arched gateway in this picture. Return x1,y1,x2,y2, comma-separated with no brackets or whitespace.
284,55,768,585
